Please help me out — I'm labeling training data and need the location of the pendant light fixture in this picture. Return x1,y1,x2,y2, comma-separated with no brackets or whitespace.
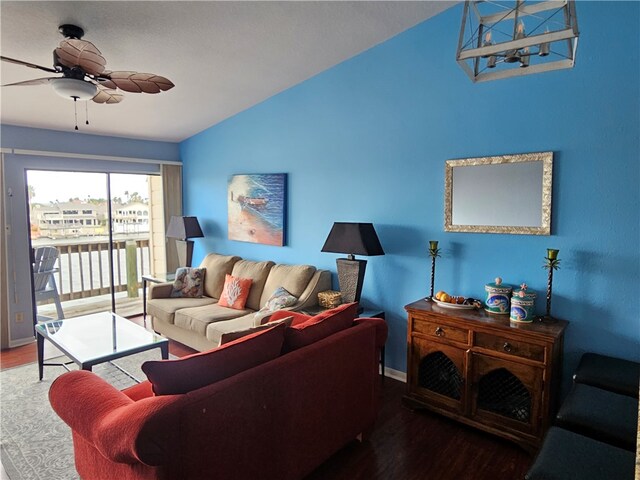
456,0,579,82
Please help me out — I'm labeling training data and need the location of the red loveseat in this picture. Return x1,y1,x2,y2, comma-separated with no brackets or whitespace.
49,309,386,480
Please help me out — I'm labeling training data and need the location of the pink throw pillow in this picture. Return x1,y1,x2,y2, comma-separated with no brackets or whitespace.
142,323,285,395
283,302,358,352
218,274,253,309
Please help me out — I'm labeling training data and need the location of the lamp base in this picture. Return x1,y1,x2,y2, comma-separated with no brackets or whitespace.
336,257,367,304
175,239,195,268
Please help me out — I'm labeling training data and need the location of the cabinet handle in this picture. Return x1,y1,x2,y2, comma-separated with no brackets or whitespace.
503,342,513,353
435,327,444,337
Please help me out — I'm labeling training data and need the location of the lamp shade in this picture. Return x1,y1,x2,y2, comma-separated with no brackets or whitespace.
321,222,384,257
166,216,204,240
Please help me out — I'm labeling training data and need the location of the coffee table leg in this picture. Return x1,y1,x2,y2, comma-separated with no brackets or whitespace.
37,332,44,381
160,342,169,360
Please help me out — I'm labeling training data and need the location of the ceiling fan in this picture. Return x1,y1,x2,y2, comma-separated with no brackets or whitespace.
1,24,174,117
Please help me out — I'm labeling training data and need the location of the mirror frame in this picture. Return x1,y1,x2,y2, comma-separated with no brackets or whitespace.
444,151,553,235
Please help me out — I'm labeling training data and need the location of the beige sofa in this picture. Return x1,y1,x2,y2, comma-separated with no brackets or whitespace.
147,253,331,351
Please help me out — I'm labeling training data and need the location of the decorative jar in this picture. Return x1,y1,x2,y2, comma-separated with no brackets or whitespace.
510,287,537,323
484,277,512,315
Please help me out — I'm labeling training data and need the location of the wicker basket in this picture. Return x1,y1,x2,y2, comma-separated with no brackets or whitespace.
318,290,342,309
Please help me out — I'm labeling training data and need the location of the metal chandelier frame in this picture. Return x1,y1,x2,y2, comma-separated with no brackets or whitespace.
456,0,579,82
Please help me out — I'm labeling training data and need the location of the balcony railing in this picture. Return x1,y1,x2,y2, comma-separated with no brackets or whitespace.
41,239,151,301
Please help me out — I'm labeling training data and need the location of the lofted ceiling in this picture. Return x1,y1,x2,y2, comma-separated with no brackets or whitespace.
0,1,453,143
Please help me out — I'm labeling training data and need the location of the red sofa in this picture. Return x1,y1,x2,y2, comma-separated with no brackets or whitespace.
49,313,386,480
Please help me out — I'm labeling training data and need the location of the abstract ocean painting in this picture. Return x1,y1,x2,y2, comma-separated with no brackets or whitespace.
228,174,287,246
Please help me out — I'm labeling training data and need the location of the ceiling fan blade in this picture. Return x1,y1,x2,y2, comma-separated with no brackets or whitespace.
92,86,124,104
1,77,55,87
55,39,106,76
96,78,117,90
106,71,174,94
1,56,58,73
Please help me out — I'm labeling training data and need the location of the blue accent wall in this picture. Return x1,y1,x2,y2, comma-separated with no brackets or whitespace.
180,2,639,386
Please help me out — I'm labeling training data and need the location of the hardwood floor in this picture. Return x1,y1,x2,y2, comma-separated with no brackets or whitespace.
0,316,532,479
306,377,531,480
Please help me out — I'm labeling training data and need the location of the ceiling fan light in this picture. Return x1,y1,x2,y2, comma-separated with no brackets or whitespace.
50,78,97,100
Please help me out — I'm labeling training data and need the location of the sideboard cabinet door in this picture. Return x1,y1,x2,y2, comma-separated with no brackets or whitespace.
469,352,543,437
408,337,465,414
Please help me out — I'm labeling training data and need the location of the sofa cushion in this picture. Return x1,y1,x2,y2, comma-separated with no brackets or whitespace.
218,274,253,310
555,383,638,451
142,322,286,395
257,286,298,315
199,253,242,299
259,264,316,307
269,309,312,327
230,259,274,311
175,304,251,336
122,380,154,401
525,427,635,480
220,316,294,345
170,267,205,298
283,302,358,352
205,314,258,345
148,296,217,325
573,352,640,398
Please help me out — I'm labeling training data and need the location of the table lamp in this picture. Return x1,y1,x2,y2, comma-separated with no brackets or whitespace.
321,222,385,305
166,216,204,268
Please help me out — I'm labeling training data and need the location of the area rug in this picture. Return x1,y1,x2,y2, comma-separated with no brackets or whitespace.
1,350,171,480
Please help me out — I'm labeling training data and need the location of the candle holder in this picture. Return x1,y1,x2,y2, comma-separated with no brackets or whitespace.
426,241,441,301
538,249,560,322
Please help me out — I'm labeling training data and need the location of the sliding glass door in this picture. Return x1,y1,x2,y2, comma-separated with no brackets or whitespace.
109,173,152,315
27,170,158,320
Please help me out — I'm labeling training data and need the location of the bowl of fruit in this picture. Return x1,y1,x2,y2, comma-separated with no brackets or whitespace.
433,291,482,309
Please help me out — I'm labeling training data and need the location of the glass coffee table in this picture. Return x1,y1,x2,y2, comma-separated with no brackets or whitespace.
35,311,169,381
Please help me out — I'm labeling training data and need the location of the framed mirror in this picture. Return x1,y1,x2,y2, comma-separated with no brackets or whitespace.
444,152,553,235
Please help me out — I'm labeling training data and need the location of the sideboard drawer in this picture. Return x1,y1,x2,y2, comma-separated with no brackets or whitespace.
413,317,469,345
475,332,545,362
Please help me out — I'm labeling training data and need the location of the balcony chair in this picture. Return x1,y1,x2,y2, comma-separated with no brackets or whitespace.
33,246,64,320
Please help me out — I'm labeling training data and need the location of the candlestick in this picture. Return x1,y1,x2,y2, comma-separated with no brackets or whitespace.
520,48,530,68
426,241,441,301
539,28,551,57
482,31,493,58
539,249,561,322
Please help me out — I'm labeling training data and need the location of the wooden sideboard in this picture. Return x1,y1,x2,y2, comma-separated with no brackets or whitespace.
404,299,568,450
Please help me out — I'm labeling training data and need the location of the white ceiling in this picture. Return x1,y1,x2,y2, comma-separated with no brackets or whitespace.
0,1,453,143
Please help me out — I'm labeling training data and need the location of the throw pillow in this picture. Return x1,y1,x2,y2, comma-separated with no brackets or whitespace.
283,302,358,352
170,267,205,298
220,316,293,345
269,310,310,327
257,286,298,315
142,322,286,395
218,274,253,309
